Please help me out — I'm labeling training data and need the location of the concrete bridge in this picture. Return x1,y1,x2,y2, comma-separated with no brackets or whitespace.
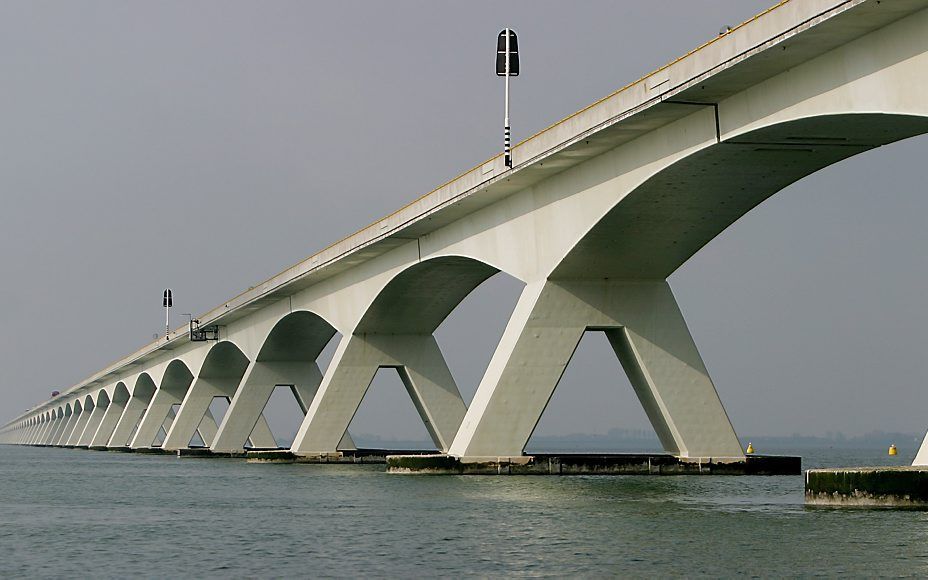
5,0,928,466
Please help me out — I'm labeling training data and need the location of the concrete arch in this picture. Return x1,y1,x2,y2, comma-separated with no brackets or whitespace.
105,380,141,448
450,112,928,459
210,310,340,452
37,410,54,445
257,310,337,363
161,342,259,450
45,406,65,445
291,255,505,455
76,390,111,447
553,113,928,279
355,255,500,335
65,394,97,446
130,363,196,449
57,400,81,446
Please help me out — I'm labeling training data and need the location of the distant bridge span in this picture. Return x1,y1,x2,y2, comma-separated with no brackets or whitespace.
6,0,928,464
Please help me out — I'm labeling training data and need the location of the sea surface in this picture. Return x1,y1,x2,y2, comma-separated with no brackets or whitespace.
1,445,926,578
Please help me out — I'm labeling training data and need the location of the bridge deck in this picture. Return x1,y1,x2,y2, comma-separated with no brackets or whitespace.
12,0,928,423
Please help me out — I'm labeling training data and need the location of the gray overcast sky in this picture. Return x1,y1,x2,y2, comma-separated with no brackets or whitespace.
3,1,927,444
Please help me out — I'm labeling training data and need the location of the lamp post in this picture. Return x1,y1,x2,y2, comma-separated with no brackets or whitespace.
163,288,173,340
496,28,519,168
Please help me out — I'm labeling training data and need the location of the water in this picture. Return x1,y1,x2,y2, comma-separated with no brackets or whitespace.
2,445,927,578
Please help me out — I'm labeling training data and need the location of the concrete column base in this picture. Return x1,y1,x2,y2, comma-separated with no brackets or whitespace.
806,467,928,507
387,453,799,475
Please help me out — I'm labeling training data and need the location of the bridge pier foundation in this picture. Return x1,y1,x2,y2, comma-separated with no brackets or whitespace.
450,279,744,460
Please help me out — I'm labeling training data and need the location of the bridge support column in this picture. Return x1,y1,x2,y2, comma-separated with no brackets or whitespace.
50,413,70,445
109,395,148,447
912,434,928,466
162,378,270,451
20,423,33,444
449,279,744,460
57,408,81,446
29,422,44,445
66,403,93,446
77,403,106,447
291,334,466,455
131,389,180,449
90,398,125,447
211,361,321,453
37,420,53,445
162,379,226,450
24,422,39,445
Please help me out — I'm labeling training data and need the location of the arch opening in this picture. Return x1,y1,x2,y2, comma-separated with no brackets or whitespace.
526,330,662,454
542,112,928,456
211,311,341,452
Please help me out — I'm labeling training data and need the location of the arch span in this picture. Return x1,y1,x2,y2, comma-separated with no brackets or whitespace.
450,112,928,460
106,381,140,448
292,255,505,455
212,310,339,452
74,393,105,447
58,400,82,446
554,113,928,279
162,343,265,450
127,372,175,448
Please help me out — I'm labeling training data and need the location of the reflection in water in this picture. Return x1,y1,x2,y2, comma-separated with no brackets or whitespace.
1,446,927,576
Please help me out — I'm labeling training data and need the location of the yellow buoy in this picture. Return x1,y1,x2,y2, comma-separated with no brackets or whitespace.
746,442,755,454
889,444,898,456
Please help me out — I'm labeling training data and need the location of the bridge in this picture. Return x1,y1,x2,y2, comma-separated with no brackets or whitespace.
4,0,928,467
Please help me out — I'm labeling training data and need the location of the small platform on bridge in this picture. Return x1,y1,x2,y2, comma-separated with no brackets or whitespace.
806,466,928,507
386,453,800,475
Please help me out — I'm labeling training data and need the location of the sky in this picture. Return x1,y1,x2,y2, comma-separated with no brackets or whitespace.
2,1,927,446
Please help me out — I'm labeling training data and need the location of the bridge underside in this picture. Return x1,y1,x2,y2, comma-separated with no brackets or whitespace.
556,114,928,279
6,1,928,468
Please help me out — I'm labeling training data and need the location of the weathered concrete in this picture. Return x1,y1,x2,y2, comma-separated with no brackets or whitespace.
806,467,928,507
449,280,743,460
246,448,435,464
387,453,800,475
292,334,466,455
6,0,928,462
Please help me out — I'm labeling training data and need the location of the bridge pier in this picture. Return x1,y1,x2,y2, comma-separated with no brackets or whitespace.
28,421,43,445
90,396,124,447
108,393,148,447
23,422,38,445
47,412,67,445
911,434,928,466
131,388,182,448
211,361,318,453
65,404,92,446
55,405,80,446
77,400,106,447
162,378,276,451
34,422,47,445
291,334,466,455
449,279,744,460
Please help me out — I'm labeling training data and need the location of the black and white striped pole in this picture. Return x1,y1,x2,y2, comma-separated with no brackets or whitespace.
496,28,519,168
163,288,173,340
